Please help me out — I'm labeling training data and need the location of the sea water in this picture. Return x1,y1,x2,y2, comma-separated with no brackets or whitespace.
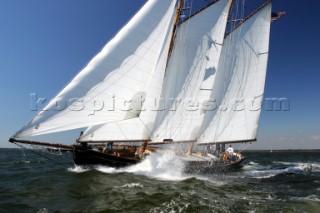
0,148,319,213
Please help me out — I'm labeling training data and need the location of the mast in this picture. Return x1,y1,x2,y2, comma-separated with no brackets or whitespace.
166,0,184,66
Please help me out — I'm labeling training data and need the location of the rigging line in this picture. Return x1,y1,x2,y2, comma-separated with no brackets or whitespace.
18,146,27,160
180,0,224,24
238,142,250,153
115,122,129,141
226,0,271,37
13,142,69,169
138,117,155,141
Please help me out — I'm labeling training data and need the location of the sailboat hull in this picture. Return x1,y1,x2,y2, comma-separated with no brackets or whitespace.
73,145,246,173
183,157,246,174
73,145,140,168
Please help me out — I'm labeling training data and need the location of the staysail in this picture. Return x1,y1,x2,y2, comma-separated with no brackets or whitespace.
151,0,232,142
198,3,272,144
14,0,177,138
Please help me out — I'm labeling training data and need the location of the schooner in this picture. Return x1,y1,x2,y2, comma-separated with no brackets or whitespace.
10,0,284,173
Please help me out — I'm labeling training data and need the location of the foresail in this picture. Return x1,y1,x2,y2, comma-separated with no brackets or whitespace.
151,0,231,143
80,6,176,142
14,0,177,138
198,3,272,144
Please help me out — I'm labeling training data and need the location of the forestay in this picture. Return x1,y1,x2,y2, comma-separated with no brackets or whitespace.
198,3,272,144
14,0,177,138
151,0,232,142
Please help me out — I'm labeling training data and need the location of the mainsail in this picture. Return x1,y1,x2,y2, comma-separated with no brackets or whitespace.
198,3,272,144
151,0,232,142
14,0,177,138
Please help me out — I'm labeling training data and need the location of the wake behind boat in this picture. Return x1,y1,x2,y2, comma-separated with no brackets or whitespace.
9,0,284,173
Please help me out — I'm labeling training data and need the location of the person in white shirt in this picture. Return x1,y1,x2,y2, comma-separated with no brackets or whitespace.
226,145,234,161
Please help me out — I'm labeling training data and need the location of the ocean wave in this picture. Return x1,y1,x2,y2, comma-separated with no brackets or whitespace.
244,169,284,179
243,165,300,179
150,195,190,213
15,160,43,164
67,165,91,173
273,162,320,172
295,163,320,173
37,208,48,213
95,166,118,174
242,160,320,179
115,183,144,189
242,162,264,171
296,195,320,202
15,160,31,164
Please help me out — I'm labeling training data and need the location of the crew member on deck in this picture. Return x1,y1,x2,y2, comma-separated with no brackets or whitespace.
187,143,194,155
226,145,234,161
215,144,221,156
139,141,148,159
221,144,226,152
107,142,113,151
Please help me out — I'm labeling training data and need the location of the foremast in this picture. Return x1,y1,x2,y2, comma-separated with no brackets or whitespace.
166,0,184,66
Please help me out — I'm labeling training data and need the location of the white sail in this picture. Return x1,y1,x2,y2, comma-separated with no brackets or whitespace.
80,5,176,142
14,0,177,138
151,0,231,142
198,3,272,144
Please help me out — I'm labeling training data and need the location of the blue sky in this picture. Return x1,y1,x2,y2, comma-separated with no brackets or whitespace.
0,0,319,149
